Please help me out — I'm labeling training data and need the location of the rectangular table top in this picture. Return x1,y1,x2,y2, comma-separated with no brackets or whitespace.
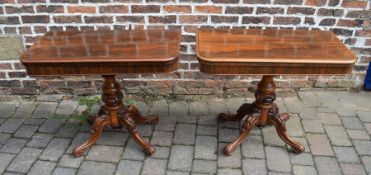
196,28,356,75
21,29,180,75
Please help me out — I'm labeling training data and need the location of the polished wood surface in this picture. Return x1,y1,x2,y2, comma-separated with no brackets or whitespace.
21,29,180,75
197,28,356,75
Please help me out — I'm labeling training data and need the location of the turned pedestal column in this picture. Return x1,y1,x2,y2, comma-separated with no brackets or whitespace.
73,75,159,156
218,76,305,155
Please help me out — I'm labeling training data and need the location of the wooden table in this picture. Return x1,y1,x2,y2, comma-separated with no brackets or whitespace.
21,29,181,157
196,28,356,155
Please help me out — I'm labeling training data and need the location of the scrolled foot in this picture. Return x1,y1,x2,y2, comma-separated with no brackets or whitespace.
223,143,235,156
127,105,159,125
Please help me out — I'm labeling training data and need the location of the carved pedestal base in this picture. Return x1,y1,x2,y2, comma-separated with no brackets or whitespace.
219,76,305,156
73,75,159,157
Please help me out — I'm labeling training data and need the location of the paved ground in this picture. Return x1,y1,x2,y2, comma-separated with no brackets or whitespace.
0,91,370,175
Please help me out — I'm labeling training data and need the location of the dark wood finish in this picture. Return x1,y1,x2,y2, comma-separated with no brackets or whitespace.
197,28,356,156
21,30,180,75
197,28,356,75
21,29,181,157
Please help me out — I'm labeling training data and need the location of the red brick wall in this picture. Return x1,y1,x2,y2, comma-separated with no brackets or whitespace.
0,0,370,96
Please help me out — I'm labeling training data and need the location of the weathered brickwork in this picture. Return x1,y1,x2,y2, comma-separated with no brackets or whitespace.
0,0,370,95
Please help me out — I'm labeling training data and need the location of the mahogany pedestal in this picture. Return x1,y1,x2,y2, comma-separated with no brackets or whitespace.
73,75,159,156
218,75,304,155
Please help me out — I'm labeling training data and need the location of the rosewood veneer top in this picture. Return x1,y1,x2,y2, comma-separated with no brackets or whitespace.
21,29,181,75
196,28,356,75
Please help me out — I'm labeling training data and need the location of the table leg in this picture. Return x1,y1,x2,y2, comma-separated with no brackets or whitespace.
73,75,158,157
220,75,305,156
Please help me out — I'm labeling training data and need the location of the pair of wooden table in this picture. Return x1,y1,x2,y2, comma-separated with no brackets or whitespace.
21,29,356,157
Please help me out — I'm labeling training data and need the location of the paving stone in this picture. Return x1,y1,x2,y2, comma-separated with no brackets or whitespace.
284,96,305,113
40,138,70,161
262,126,285,146
333,146,360,163
12,102,36,118
286,115,304,136
306,133,334,156
134,101,149,116
0,118,24,133
302,119,324,133
292,165,317,175
23,118,45,125
137,124,154,137
96,131,129,146
299,108,319,120
3,172,23,175
7,147,43,173
86,145,123,163
28,160,56,175
173,123,196,145
219,119,240,128
268,172,291,175
316,107,335,113
154,116,176,131
364,123,371,135
275,97,288,113
226,98,246,113
55,124,80,138
207,98,227,115
356,111,371,122
354,92,371,109
336,107,356,117
0,102,17,118
152,146,170,159
169,101,188,116
189,101,208,116
241,135,265,159
66,133,90,154
318,113,341,125
77,161,116,175
317,91,343,109
0,133,11,144
361,156,371,174
37,95,63,102
192,159,217,174
149,100,168,116
218,143,241,168
168,145,194,171
0,138,27,154
197,125,217,136
31,102,58,118
198,116,217,126
55,100,78,116
266,146,291,172
0,118,4,125
314,156,342,175
341,116,364,129
195,135,217,160
242,159,267,175
353,140,371,156
115,160,142,175
324,125,352,146
27,133,53,148
38,119,65,134
165,171,189,175
289,152,314,166
53,167,77,175
142,158,167,175
218,168,242,175
122,138,147,161
13,125,38,138
219,128,240,143
0,153,15,174
347,129,370,140
337,91,359,109
58,154,84,168
150,131,173,147
298,91,319,107
340,163,367,175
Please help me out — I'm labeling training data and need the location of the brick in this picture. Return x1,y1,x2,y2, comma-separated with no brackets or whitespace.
287,7,315,15
77,161,115,175
226,7,253,14
22,15,50,23
0,80,22,88
274,0,303,5
195,136,217,160
0,153,15,174
28,160,56,175
337,19,363,27
347,10,371,18
0,63,12,70
40,138,70,161
304,17,315,25
116,16,144,23
211,16,238,23
99,5,128,13
314,156,342,175
163,5,191,13
86,145,123,162
212,0,239,2
317,8,344,16
168,145,193,171
116,160,142,175
342,0,368,8
257,7,284,14
148,16,177,23
292,165,317,175
307,133,334,156
5,6,34,13
84,16,112,23
331,28,353,36
195,6,222,13
131,5,160,13
50,0,78,2
179,15,208,23
328,0,340,6
173,123,196,145
7,147,43,173
274,17,301,25
58,154,84,168
242,17,270,24
319,18,336,26
242,159,267,175
266,146,291,172
305,0,327,6
192,160,217,174
36,5,64,13
0,16,20,24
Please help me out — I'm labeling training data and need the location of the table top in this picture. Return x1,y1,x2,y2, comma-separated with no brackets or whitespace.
196,28,356,75
197,28,356,64
21,29,180,75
